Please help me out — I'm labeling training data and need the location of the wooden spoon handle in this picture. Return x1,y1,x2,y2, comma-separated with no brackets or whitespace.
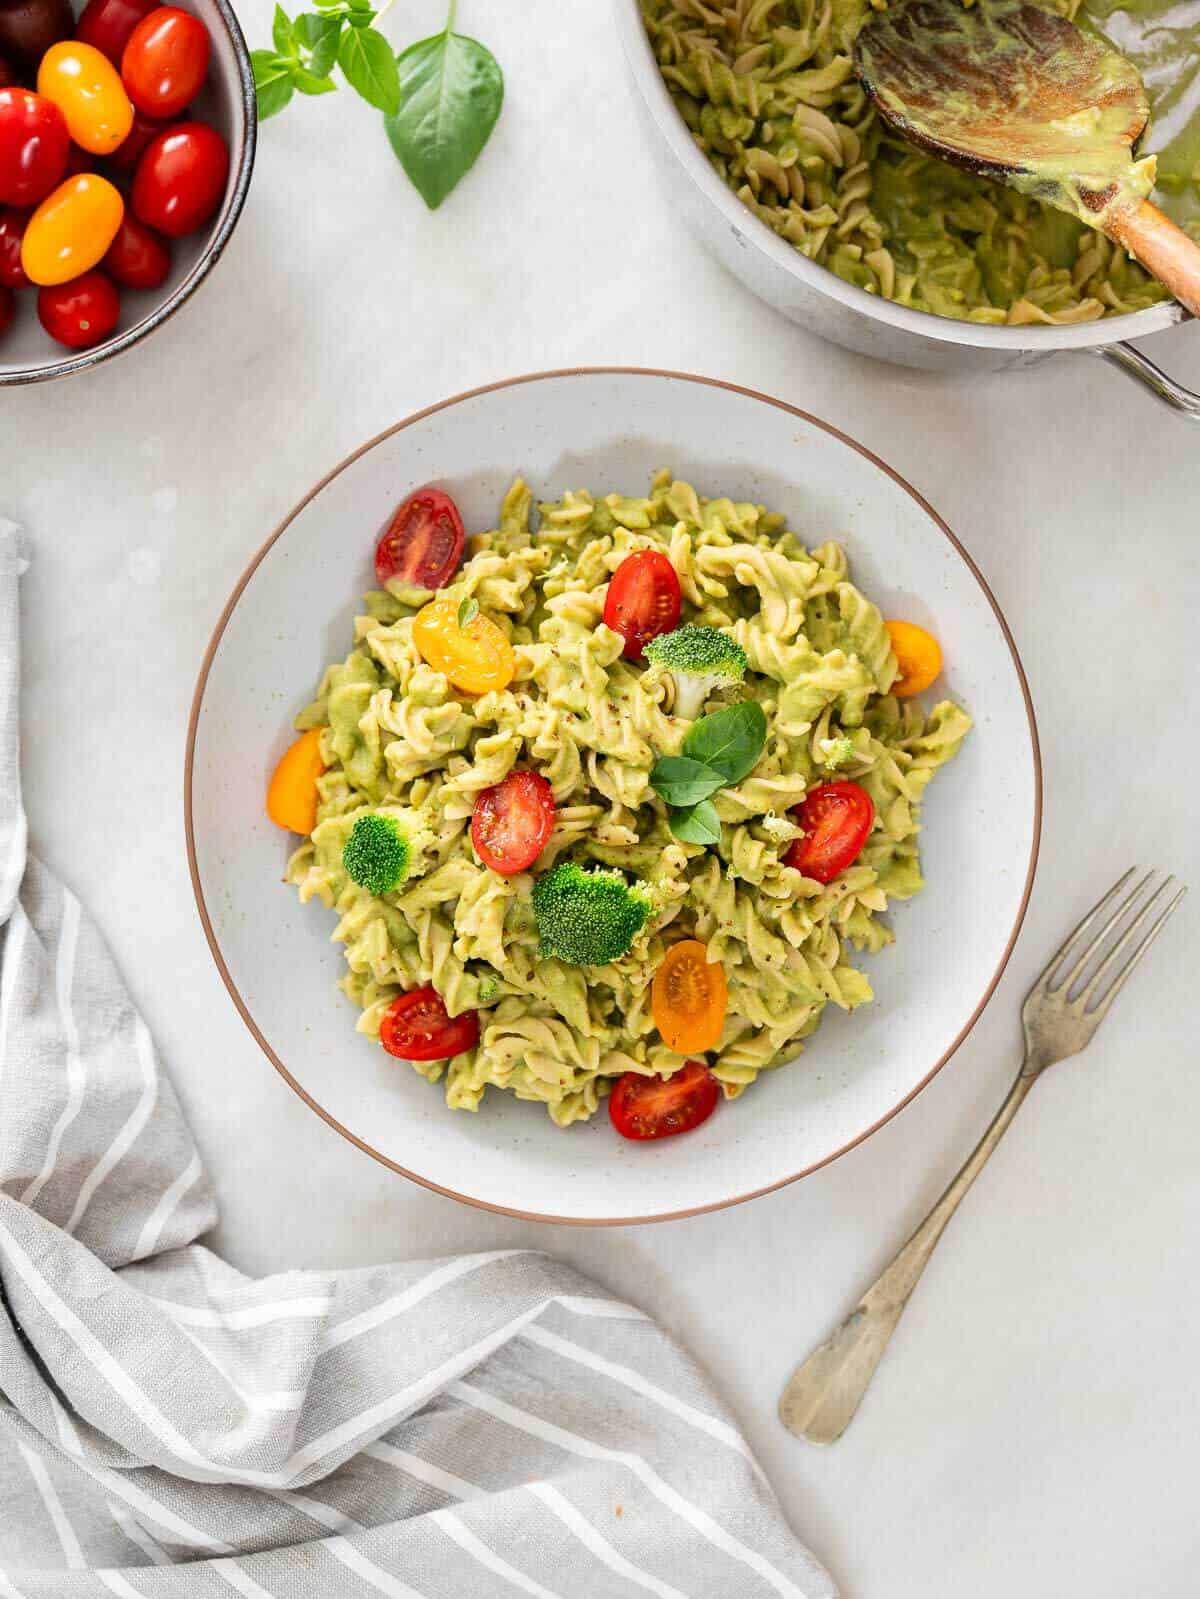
1105,199,1200,317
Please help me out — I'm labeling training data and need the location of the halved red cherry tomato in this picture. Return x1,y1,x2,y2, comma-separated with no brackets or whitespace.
37,266,119,347
0,281,13,336
374,486,465,590
37,41,133,155
131,118,225,235
784,781,874,884
76,0,160,65
609,1060,720,1141
603,549,681,661
379,987,479,1062
108,106,162,168
102,209,167,286
121,7,208,119
0,87,69,206
0,205,29,286
471,770,555,875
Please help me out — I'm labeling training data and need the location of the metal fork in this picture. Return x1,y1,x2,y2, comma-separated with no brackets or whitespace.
778,868,1187,1445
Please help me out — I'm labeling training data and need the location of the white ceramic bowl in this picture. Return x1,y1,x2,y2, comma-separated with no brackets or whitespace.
187,369,1041,1224
0,0,255,386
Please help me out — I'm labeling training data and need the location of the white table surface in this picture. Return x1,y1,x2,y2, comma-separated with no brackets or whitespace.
5,1,1199,1592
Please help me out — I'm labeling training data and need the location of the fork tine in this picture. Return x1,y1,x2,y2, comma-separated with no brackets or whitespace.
1050,867,1157,995
1036,866,1137,990
1089,885,1187,1018
1078,875,1174,1006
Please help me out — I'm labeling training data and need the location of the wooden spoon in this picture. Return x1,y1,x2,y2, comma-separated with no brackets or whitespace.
853,0,1200,316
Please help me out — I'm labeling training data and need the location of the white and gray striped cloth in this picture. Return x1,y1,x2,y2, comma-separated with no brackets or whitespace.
0,523,833,1599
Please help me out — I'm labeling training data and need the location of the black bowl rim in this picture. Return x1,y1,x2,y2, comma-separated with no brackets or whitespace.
0,0,257,388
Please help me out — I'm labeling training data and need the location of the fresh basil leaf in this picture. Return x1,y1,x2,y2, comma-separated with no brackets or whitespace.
291,65,337,93
252,50,296,117
682,701,767,786
457,597,479,629
343,10,374,25
669,799,721,847
296,11,341,74
338,24,400,114
385,30,503,210
272,4,296,54
649,755,724,809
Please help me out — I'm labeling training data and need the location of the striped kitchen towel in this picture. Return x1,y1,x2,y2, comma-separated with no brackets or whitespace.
0,521,834,1598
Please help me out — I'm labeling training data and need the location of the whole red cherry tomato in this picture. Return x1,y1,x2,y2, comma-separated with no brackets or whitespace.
0,0,72,70
379,987,479,1062
37,266,119,347
0,280,13,336
471,770,556,875
374,486,465,589
783,781,875,884
102,209,167,286
603,549,682,661
131,119,225,236
108,105,161,168
0,203,29,285
609,1060,720,1141
121,6,207,119
75,0,159,65
0,87,68,206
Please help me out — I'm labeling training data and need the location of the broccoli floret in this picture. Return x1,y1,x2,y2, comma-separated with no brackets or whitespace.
532,862,651,965
342,814,411,896
643,624,748,719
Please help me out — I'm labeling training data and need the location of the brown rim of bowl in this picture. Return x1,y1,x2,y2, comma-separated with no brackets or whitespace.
185,366,1043,1227
0,0,257,388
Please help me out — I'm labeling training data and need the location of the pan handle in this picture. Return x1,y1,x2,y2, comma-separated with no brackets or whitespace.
1099,341,1200,419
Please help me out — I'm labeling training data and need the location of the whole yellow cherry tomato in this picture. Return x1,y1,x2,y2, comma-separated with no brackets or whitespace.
267,728,326,834
21,173,124,286
412,596,515,696
885,620,943,698
38,42,133,156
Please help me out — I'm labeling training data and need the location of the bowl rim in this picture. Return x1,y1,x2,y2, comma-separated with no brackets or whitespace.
185,366,1043,1226
613,0,1188,353
0,0,257,388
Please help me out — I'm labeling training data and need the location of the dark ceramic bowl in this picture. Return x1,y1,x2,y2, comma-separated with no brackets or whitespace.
0,0,255,385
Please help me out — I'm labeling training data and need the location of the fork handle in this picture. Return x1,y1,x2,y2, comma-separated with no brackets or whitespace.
778,1066,1037,1444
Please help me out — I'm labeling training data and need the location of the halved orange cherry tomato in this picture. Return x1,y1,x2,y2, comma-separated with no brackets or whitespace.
609,1059,720,1140
266,727,325,834
784,780,874,884
885,620,942,698
651,939,728,1054
21,171,123,285
37,41,133,155
412,595,515,696
380,987,479,1061
471,770,555,875
603,550,681,661
375,486,464,590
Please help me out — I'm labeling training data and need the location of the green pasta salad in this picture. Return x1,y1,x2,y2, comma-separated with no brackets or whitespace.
643,0,1199,325
271,475,971,1139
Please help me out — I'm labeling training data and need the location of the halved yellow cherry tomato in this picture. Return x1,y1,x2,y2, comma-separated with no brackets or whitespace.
267,728,326,834
412,596,515,696
652,939,728,1054
885,620,943,698
38,42,133,156
21,173,124,285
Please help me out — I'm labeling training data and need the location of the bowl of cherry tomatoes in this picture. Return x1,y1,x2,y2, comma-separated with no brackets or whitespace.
0,0,253,383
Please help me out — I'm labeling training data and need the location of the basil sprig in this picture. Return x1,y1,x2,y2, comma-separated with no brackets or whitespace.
650,702,767,847
253,0,503,210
